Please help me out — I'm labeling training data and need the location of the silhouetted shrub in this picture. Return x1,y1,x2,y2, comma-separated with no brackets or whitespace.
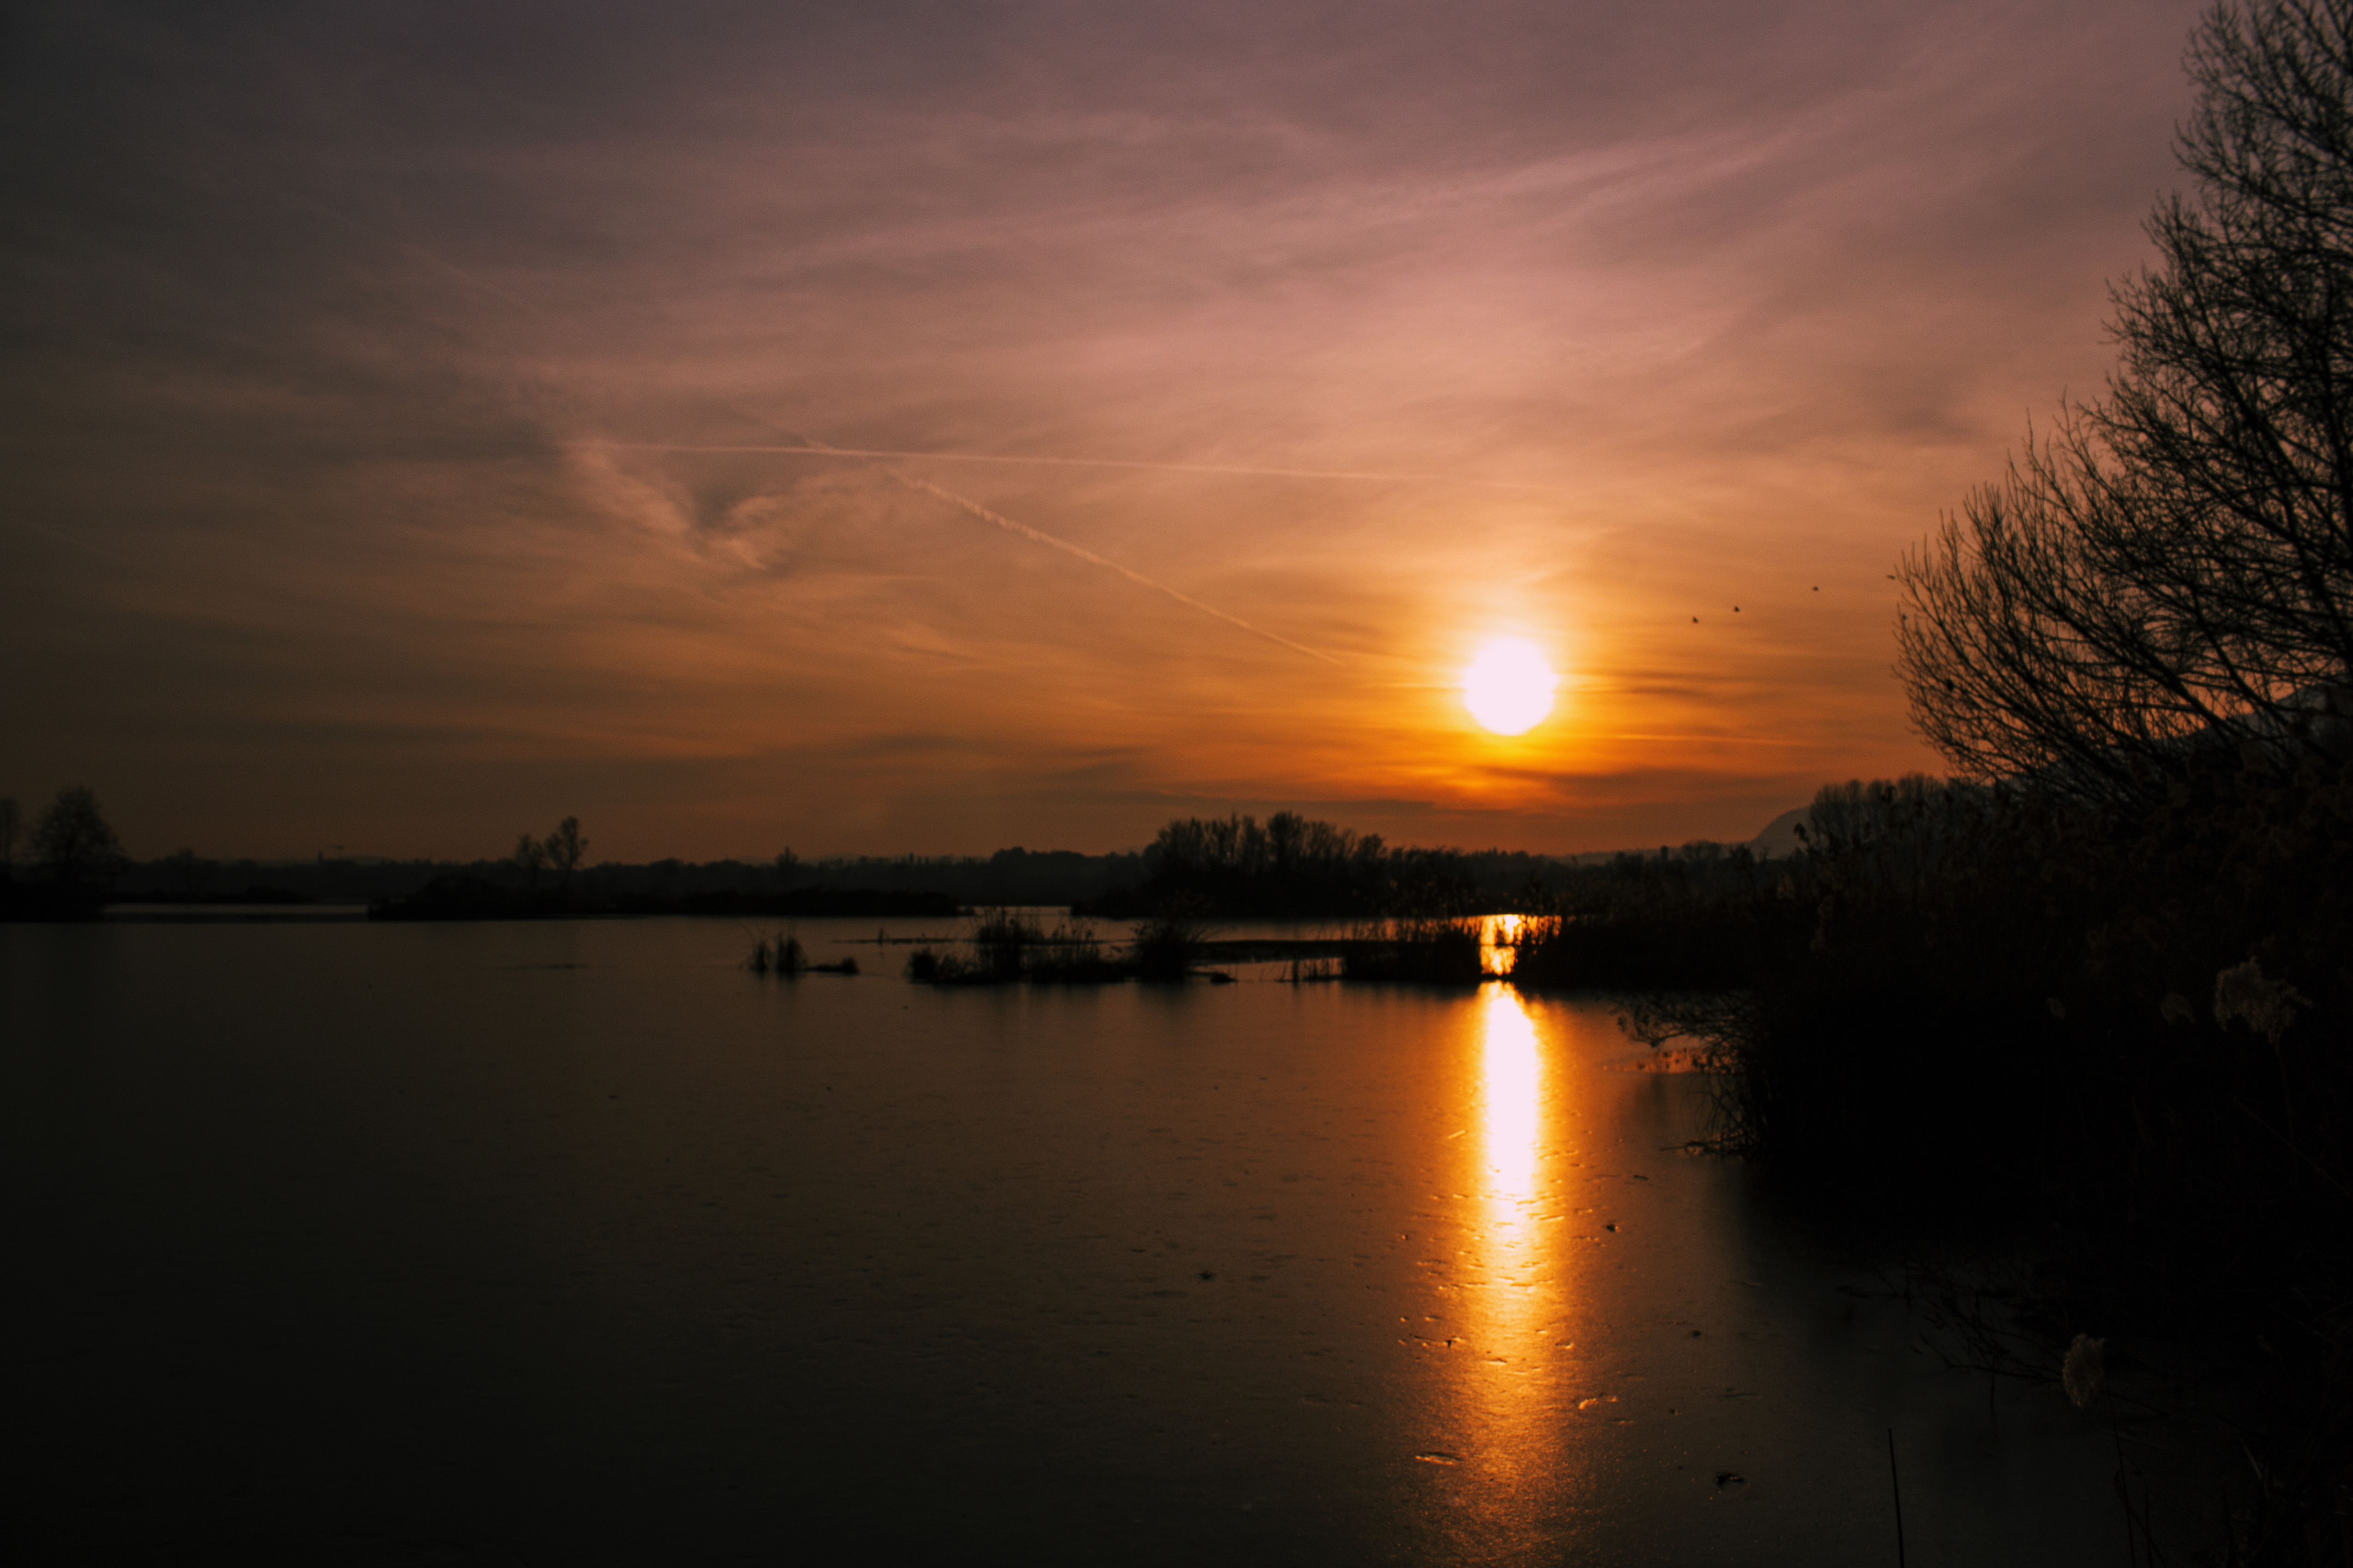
1128,912,1208,982
1506,840,1807,992
1026,917,1125,983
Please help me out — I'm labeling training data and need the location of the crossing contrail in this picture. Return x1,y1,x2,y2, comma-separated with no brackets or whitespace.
706,430,1343,666
589,439,1548,491
873,463,1343,666
269,195,1347,667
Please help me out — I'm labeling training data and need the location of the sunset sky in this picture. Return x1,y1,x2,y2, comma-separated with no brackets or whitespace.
1,0,2211,861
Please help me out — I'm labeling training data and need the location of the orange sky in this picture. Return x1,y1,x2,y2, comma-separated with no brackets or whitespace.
0,0,2210,860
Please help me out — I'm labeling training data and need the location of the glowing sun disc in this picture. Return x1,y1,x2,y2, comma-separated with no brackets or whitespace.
1463,639,1556,735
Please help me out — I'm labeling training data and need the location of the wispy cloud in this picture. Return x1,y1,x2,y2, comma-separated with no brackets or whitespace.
0,0,2209,857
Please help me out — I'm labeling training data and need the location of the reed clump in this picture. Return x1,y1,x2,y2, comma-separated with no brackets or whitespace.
970,907,1041,981
1505,845,1804,992
745,929,857,975
1128,911,1209,983
1028,916,1127,983
907,910,1134,985
1339,918,1483,985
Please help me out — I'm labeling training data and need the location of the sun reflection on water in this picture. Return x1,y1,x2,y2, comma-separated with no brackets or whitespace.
1434,983,1575,1530
1479,986,1543,1225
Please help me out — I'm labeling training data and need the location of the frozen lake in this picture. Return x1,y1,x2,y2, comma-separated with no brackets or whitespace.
7,917,2151,1563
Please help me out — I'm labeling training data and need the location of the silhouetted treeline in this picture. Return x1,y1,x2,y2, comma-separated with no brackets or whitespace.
27,817,1799,924
1081,811,1636,918
1520,761,2348,1234
786,847,1146,906
1858,7,2353,1544
371,876,959,921
1506,834,1809,989
1545,755,2352,1553
368,844,1019,918
76,846,1142,914
1724,761,2350,1263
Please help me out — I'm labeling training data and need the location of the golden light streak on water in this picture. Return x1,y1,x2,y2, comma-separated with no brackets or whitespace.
1479,987,1545,1226
1433,982,1575,1532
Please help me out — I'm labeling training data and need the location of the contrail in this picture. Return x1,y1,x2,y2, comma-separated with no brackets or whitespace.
268,197,1341,666
253,201,1365,668
880,467,1343,666
736,431,1341,665
590,440,1549,492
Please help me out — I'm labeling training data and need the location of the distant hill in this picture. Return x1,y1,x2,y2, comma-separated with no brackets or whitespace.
1749,806,1809,859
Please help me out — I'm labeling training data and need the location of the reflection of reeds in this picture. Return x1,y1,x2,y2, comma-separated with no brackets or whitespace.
746,928,858,975
744,931,808,974
1340,918,1482,985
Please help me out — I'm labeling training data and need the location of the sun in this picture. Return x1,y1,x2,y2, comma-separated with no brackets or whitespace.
1463,638,1556,735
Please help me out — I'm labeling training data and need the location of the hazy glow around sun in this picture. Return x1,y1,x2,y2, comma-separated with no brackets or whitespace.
1463,638,1556,735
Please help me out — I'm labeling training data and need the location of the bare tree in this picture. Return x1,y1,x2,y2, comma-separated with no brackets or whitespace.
1896,449,2237,797
1901,0,2353,796
545,817,588,890
514,832,547,893
34,785,125,889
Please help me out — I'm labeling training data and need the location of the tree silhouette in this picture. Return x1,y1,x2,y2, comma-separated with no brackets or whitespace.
34,785,124,890
513,831,547,893
1899,0,2353,796
0,797,18,886
546,817,588,890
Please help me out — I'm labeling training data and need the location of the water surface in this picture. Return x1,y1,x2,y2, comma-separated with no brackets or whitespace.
8,918,2144,1563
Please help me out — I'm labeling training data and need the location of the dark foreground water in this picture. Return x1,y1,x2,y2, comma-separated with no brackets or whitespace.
7,918,2164,1564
